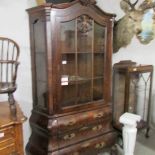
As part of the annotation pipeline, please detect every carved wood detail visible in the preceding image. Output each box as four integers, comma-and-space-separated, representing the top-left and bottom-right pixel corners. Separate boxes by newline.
79, 0, 96, 6
77, 15, 92, 34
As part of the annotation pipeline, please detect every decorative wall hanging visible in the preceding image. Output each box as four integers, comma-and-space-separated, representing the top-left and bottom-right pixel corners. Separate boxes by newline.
36, 0, 96, 5
36, 0, 74, 5
113, 0, 155, 53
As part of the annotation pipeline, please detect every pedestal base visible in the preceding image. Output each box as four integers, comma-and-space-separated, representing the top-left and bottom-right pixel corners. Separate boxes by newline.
119, 113, 141, 155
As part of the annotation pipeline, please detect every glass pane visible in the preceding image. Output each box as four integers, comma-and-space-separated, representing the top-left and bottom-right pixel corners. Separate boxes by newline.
33, 19, 47, 108
93, 78, 103, 101
77, 53, 92, 79
60, 20, 76, 107
61, 85, 76, 107
36, 53, 47, 107
60, 20, 75, 53
34, 20, 46, 53
36, 53, 47, 81
36, 81, 47, 107
77, 80, 92, 104
61, 54, 76, 82
136, 72, 151, 121
94, 22, 105, 53
129, 74, 139, 113
77, 15, 93, 53
113, 72, 126, 128
94, 53, 104, 77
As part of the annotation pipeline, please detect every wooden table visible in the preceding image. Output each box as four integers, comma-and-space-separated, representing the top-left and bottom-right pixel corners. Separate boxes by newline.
0, 102, 26, 155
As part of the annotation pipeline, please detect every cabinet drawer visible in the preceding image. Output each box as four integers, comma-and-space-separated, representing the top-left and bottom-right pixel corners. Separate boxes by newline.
49, 117, 113, 151
59, 118, 112, 149
50, 107, 112, 134
0, 127, 14, 143
0, 143, 16, 155
51, 132, 117, 155
0, 126, 15, 152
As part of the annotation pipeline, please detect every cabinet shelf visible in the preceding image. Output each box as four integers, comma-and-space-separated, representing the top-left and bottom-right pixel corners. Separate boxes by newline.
61, 75, 103, 84
62, 52, 105, 54
61, 98, 104, 110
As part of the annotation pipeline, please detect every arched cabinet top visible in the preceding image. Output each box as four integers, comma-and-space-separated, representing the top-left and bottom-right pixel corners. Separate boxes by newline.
27, 0, 116, 20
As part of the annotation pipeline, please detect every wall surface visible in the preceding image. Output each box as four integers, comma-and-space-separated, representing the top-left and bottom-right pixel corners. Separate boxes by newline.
0, 0, 37, 151
97, 0, 155, 127
0, 0, 155, 154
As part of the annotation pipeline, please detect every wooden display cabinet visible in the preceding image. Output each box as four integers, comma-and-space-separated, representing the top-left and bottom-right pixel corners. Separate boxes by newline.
26, 0, 117, 154
0, 102, 26, 155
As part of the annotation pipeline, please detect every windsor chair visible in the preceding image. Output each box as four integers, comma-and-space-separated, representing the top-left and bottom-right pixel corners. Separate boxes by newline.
0, 37, 20, 119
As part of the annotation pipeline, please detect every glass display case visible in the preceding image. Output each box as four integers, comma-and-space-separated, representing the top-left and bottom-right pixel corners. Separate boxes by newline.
26, 1, 117, 155
112, 60, 153, 137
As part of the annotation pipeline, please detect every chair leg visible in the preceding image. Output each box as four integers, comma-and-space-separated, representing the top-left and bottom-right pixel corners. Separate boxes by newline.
8, 93, 17, 120
110, 145, 118, 155
145, 126, 150, 138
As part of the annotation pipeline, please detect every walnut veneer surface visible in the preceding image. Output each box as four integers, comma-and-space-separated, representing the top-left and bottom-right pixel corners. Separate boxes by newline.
26, 0, 117, 154
0, 102, 26, 155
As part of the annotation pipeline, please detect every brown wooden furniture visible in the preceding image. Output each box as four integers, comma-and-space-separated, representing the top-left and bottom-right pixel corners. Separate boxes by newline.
26, 0, 117, 154
0, 37, 20, 119
112, 60, 153, 137
36, 0, 74, 5
0, 102, 26, 155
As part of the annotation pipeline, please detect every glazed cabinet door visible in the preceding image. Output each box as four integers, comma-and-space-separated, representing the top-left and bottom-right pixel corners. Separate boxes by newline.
55, 13, 108, 112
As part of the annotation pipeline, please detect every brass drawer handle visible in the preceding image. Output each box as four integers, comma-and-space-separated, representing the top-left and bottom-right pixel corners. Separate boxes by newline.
0, 132, 4, 138
133, 68, 137, 71
63, 133, 75, 140
72, 152, 79, 155
82, 142, 90, 148
79, 126, 89, 131
94, 113, 104, 119
95, 142, 105, 149
82, 114, 88, 119
65, 120, 76, 126
11, 130, 14, 135
92, 125, 102, 131
10, 152, 18, 155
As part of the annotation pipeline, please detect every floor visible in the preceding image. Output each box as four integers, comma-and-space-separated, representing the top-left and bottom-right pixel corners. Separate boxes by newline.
116, 129, 155, 155
135, 129, 155, 155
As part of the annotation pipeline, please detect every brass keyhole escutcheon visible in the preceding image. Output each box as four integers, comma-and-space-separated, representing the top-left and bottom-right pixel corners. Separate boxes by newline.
63, 133, 75, 140
95, 142, 105, 149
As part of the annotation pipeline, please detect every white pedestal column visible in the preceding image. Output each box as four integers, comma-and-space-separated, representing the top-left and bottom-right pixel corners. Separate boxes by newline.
119, 113, 141, 155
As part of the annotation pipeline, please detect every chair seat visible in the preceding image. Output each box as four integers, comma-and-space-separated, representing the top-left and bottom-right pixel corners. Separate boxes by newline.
0, 82, 16, 93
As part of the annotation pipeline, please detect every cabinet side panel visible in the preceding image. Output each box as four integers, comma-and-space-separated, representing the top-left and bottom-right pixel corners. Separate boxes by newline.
30, 14, 48, 110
